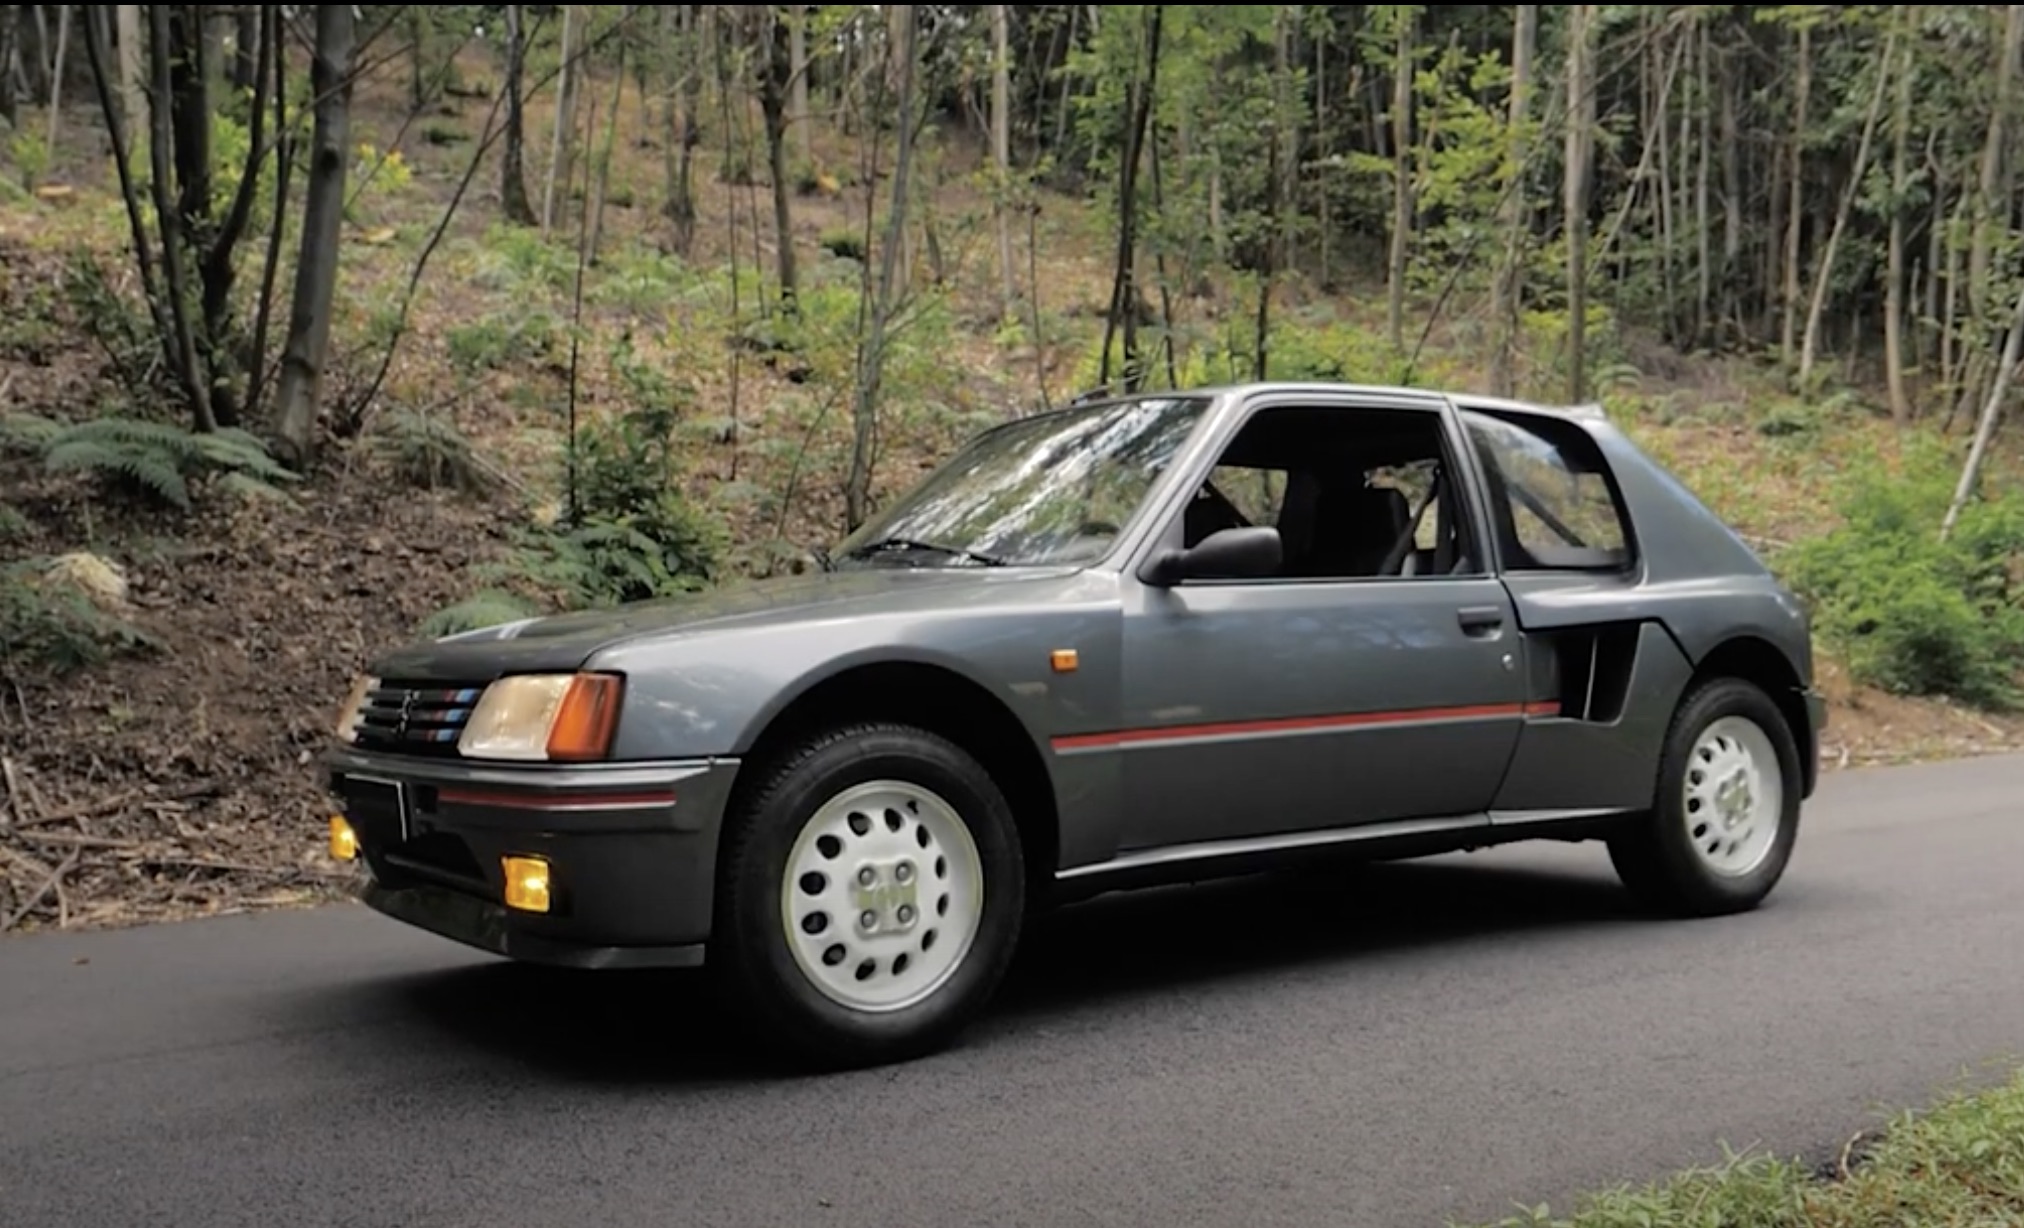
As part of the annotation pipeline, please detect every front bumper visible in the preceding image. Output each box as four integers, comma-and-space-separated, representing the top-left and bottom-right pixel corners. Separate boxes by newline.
325, 746, 740, 967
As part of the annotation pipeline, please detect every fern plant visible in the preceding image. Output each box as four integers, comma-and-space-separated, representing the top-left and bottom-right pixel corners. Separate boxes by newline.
0, 411, 62, 456
418, 590, 536, 638
35, 417, 299, 510
372, 408, 494, 493
0, 558, 160, 677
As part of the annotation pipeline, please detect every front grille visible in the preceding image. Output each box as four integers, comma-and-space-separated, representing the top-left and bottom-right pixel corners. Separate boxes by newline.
352, 680, 485, 757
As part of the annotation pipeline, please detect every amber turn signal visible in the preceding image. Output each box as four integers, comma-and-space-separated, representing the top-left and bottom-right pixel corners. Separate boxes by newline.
545, 673, 624, 761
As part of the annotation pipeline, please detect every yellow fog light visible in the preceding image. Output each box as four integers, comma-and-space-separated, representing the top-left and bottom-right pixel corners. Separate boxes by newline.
329, 816, 359, 861
501, 855, 552, 914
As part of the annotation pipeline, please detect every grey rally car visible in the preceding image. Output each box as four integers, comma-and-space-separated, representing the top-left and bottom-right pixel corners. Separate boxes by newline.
324, 381, 1824, 1067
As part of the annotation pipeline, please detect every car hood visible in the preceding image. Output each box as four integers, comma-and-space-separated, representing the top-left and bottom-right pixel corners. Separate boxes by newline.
365, 565, 1087, 682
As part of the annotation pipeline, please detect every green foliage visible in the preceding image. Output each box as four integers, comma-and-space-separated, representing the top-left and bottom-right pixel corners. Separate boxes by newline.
494, 405, 727, 609
60, 251, 157, 398
0, 270, 63, 362
7, 127, 49, 189
370, 408, 494, 493
819, 226, 867, 261
30, 417, 299, 511
1466, 1067, 2024, 1227
417, 590, 536, 638
0, 558, 159, 678
1778, 445, 2024, 707
0, 411, 63, 456
444, 308, 562, 374
465, 223, 578, 296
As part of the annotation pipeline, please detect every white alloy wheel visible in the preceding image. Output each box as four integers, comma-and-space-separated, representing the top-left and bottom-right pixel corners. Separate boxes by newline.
780, 778, 985, 1012
1680, 714, 1784, 877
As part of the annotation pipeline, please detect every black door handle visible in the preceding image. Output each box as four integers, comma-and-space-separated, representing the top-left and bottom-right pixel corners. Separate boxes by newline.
1456, 605, 1505, 632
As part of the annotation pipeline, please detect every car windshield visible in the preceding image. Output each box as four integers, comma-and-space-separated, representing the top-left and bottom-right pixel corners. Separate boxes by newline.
834, 395, 1213, 569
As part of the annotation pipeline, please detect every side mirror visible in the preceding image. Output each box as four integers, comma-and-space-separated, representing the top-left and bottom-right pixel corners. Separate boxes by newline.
1144, 525, 1283, 587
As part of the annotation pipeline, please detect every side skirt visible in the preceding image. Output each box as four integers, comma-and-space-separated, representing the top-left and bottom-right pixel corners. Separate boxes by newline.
1045, 807, 1637, 906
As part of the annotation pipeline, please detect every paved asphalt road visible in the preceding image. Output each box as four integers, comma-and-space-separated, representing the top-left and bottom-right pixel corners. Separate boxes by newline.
4, 754, 2024, 1228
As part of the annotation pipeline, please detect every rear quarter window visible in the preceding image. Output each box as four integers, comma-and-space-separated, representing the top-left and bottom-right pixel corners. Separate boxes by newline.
1461, 410, 1634, 572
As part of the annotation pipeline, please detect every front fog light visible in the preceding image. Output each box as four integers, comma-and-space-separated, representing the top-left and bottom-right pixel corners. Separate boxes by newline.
329, 816, 359, 861
502, 855, 552, 913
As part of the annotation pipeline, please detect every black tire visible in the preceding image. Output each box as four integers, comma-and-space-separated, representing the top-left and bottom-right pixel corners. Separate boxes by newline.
710, 721, 1026, 1069
1608, 676, 1803, 918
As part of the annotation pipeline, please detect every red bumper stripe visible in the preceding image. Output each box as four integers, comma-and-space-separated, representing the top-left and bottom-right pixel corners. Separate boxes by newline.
1053, 698, 1560, 753
435, 787, 679, 810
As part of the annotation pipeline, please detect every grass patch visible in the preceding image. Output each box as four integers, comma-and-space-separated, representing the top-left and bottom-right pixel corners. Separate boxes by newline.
1466, 1066, 2024, 1227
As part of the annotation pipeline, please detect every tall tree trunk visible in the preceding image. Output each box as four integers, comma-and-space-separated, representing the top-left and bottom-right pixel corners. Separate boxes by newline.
1968, 5, 2022, 326
146, 4, 214, 431
1096, 2, 1162, 392
1254, 3, 1290, 382
1799, 21, 1894, 390
42, 1, 70, 169
1653, 14, 1678, 344
990, 3, 1017, 323
500, 4, 536, 224
1779, 24, 1810, 371
0, 4, 15, 128
1958, 3, 2024, 420
668, 3, 702, 252
233, 4, 257, 92
1490, 3, 1536, 397
1564, 3, 1594, 403
114, 4, 141, 138
788, 2, 810, 165
1693, 16, 1712, 347
81, 2, 176, 398
846, 3, 919, 531
541, 3, 577, 237
757, 5, 799, 311
1884, 4, 1915, 422
1386, 6, 1415, 351
273, 2, 356, 464
586, 40, 624, 266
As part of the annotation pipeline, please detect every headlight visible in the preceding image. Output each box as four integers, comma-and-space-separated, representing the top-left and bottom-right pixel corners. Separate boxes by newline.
458, 672, 625, 762
334, 674, 378, 741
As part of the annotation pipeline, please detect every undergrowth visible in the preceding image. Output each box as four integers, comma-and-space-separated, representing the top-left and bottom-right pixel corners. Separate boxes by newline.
1465, 1066, 2024, 1227
1776, 435, 2024, 709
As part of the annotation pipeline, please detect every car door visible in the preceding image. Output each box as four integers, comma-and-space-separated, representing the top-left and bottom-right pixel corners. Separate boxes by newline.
1107, 394, 1532, 853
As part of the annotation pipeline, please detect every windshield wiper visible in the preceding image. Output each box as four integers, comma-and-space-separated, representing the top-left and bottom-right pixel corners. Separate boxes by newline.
845, 537, 1007, 567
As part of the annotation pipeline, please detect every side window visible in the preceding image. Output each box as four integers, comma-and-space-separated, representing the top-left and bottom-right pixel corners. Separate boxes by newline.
1176, 406, 1482, 580
1206, 464, 1286, 527
1462, 411, 1632, 571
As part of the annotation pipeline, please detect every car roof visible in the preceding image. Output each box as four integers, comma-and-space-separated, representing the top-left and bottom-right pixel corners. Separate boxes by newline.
1065, 381, 1608, 424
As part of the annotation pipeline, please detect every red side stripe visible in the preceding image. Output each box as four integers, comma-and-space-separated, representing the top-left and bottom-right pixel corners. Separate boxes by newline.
1052, 698, 1560, 753
436, 787, 678, 810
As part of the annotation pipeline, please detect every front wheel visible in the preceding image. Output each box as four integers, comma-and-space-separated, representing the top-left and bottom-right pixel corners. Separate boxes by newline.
711, 722, 1026, 1068
1608, 677, 1803, 917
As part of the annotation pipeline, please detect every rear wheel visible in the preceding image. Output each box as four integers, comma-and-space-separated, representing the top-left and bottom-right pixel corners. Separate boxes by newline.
1609, 677, 1802, 917
711, 722, 1025, 1068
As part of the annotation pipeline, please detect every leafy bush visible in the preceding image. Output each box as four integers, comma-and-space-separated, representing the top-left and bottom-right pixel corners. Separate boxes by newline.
18, 415, 299, 510
495, 406, 726, 608
1778, 452, 2024, 708
417, 590, 536, 638
371, 408, 494, 493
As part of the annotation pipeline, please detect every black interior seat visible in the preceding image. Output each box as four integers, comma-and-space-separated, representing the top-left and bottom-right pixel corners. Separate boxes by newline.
1288, 481, 1408, 577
